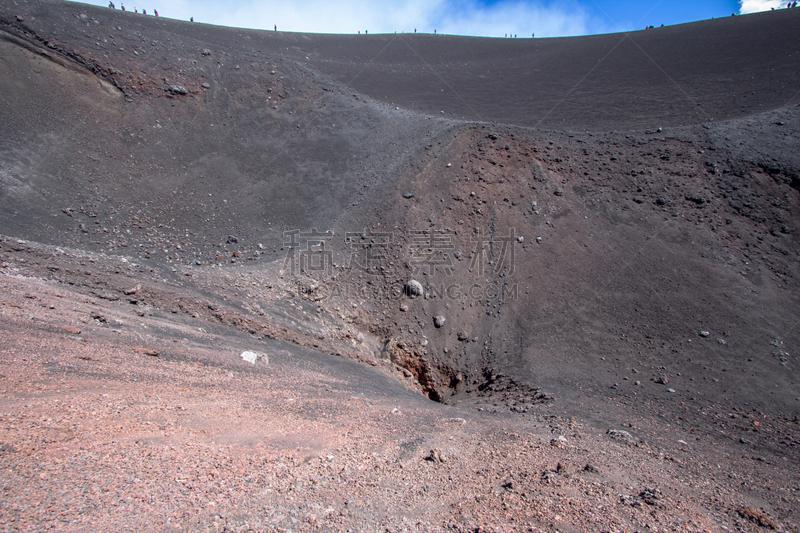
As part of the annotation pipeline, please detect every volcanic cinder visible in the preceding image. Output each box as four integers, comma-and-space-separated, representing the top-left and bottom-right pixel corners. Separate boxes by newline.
0, 1, 798, 531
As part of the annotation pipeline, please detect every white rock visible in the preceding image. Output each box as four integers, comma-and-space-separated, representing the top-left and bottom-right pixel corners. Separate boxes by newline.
241, 350, 268, 365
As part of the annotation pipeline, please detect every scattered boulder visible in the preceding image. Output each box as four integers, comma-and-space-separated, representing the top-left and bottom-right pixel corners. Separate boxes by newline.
240, 350, 268, 365
606, 428, 635, 444
133, 347, 159, 357
402, 191, 415, 199
699, 330, 710, 337
167, 85, 188, 95
433, 315, 446, 328
404, 280, 423, 298
123, 285, 140, 295
424, 448, 447, 463
685, 194, 706, 205
554, 188, 564, 196
737, 507, 778, 529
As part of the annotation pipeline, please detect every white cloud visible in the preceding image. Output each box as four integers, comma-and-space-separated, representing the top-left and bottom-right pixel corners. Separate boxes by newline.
427, 0, 596, 38
77, 0, 599, 37
739, 0, 787, 14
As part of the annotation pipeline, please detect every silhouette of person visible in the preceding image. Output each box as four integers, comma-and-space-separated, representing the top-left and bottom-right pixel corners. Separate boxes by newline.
154, 9, 158, 16
143, 8, 146, 14
134, 7, 137, 13
434, 29, 436, 34
108, 1, 115, 8
121, 3, 125, 11
274, 24, 277, 31
365, 30, 367, 34
414, 28, 416, 33
190, 16, 194, 22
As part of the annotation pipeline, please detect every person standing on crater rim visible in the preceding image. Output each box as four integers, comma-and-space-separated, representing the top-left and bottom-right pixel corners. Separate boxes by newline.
154, 9, 158, 16
121, 3, 125, 11
108, 1, 115, 8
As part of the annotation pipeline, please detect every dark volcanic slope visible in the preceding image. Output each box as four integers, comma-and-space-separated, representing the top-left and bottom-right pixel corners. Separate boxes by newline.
5, 1, 800, 132
299, 10, 800, 131
1, 0, 799, 412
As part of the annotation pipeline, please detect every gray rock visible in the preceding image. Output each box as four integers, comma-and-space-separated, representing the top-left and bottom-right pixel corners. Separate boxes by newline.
201, 82, 210, 89
402, 191, 415, 199
554, 188, 563, 196
606, 429, 635, 444
167, 85, 188, 95
433, 315, 446, 328
404, 280, 423, 298
699, 330, 710, 337
201, 48, 212, 55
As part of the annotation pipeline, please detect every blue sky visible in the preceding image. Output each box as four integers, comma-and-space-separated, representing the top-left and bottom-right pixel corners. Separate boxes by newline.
72, 0, 791, 37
